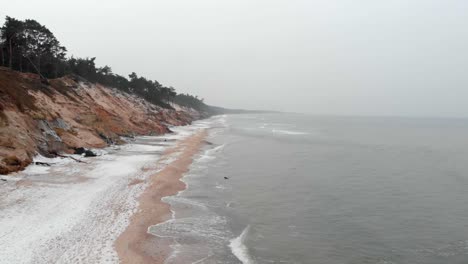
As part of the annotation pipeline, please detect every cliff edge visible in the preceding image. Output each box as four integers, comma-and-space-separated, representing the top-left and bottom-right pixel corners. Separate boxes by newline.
0, 67, 209, 174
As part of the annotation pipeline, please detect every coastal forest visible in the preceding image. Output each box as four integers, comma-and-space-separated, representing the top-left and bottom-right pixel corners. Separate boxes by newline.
0, 16, 208, 111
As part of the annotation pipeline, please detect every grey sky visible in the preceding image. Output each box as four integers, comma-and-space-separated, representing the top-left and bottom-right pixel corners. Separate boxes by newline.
2, 0, 468, 117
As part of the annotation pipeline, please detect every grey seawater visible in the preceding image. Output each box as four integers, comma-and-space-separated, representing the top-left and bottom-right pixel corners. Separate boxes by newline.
150, 113, 468, 264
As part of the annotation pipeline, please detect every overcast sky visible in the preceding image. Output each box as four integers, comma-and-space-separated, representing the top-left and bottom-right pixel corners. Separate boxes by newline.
2, 1, 468, 117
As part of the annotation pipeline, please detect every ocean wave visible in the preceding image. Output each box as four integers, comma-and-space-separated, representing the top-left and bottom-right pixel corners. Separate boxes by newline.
196, 154, 216, 163
195, 144, 225, 163
149, 215, 228, 242
271, 129, 308, 135
191, 254, 214, 264
163, 195, 210, 211
215, 183, 226, 190
259, 123, 269, 129
150, 116, 231, 263
205, 144, 225, 155
229, 225, 256, 264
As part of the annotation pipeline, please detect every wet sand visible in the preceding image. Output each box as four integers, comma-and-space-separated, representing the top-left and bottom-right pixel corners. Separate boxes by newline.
115, 129, 208, 264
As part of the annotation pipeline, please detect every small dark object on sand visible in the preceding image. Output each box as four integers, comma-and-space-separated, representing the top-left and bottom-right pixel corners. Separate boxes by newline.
224, 176, 229, 180
74, 147, 96, 157
74, 147, 86, 155
84, 150, 97, 157
1, 179, 6, 181
35, 162, 51, 166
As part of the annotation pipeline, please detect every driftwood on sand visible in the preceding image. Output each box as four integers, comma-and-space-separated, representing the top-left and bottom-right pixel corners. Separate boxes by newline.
53, 153, 88, 164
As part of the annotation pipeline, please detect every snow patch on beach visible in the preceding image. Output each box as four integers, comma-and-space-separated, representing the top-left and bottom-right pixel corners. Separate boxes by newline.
0, 153, 156, 263
122, 143, 166, 152
0, 118, 212, 264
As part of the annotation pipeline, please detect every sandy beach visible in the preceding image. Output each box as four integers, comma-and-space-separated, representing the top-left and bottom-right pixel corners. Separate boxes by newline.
0, 121, 210, 264
115, 129, 208, 264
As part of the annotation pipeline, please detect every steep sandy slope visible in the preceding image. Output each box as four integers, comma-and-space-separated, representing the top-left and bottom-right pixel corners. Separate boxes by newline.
0, 67, 206, 174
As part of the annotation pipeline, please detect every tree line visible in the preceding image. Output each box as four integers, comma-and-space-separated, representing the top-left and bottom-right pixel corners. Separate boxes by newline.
0, 16, 208, 111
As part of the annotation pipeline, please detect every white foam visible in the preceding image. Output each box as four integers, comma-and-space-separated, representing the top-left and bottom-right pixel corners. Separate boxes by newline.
196, 154, 215, 163
191, 254, 214, 264
165, 242, 182, 264
194, 144, 225, 163
205, 144, 225, 155
163, 196, 210, 211
124, 144, 166, 152
147, 116, 233, 263
272, 129, 308, 135
229, 225, 256, 264
215, 183, 226, 190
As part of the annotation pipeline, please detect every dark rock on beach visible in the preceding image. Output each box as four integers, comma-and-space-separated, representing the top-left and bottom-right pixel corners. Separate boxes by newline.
34, 162, 51, 166
74, 147, 97, 157
84, 150, 97, 157
74, 147, 86, 155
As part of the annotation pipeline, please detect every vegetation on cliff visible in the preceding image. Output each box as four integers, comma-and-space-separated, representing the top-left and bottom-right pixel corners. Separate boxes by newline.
0, 16, 209, 111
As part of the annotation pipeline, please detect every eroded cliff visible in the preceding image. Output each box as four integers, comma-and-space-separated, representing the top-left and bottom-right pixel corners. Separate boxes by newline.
0, 67, 208, 174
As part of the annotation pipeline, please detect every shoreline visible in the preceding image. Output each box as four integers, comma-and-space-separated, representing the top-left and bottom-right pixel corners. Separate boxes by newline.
115, 129, 208, 264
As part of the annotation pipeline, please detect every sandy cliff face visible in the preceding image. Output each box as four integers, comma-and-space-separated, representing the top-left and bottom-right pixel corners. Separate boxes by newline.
0, 67, 206, 174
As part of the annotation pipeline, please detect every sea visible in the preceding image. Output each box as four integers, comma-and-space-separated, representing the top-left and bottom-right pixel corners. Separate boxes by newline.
150, 113, 468, 264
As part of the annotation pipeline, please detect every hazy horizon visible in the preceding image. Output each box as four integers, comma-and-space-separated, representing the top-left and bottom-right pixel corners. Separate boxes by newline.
3, 0, 468, 117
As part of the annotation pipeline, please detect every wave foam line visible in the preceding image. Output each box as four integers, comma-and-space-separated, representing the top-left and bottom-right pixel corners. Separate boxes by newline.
229, 225, 256, 264
272, 129, 308, 135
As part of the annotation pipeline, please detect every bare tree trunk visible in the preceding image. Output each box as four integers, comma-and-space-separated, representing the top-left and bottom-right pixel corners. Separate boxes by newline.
19, 52, 22, 72
0, 45, 4, 66
37, 56, 40, 75
8, 38, 12, 68
26, 56, 41, 76
26, 56, 48, 84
